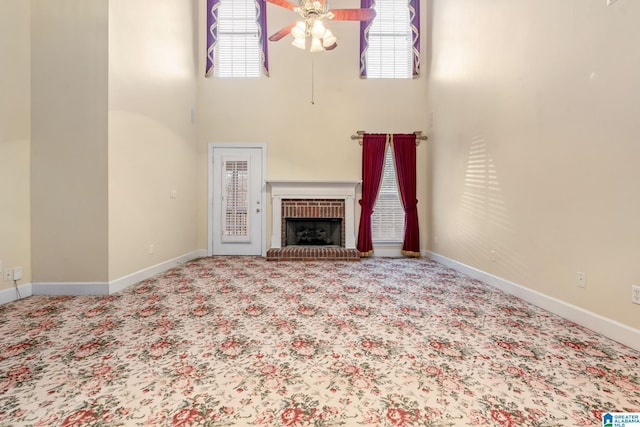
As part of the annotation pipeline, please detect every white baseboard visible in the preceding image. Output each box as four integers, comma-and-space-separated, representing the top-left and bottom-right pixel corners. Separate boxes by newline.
372, 243, 403, 258
29, 250, 208, 298
31, 281, 110, 295
427, 251, 640, 352
108, 249, 207, 294
0, 283, 33, 305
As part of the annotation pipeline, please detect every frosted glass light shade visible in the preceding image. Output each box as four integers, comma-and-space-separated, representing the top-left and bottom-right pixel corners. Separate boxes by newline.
291, 21, 306, 39
310, 37, 323, 52
322, 29, 336, 47
311, 20, 326, 38
292, 36, 306, 50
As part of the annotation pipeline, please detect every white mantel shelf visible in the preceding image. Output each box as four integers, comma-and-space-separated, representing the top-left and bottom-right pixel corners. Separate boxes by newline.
267, 180, 361, 196
267, 180, 361, 249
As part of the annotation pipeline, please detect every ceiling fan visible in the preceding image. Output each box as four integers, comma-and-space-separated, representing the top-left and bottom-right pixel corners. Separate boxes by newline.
267, 0, 376, 52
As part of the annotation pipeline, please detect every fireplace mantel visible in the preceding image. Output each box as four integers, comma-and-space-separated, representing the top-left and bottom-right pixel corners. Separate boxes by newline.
267, 180, 361, 250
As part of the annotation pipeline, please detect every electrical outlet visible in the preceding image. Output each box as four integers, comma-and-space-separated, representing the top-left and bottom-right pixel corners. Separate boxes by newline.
576, 272, 586, 288
149, 244, 154, 254
13, 266, 23, 281
490, 250, 496, 262
4, 268, 13, 281
632, 285, 640, 305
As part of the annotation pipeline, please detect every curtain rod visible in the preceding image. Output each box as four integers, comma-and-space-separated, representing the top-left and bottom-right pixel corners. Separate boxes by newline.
350, 131, 427, 145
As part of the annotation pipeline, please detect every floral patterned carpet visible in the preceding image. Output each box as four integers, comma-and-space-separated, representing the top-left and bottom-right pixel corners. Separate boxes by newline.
0, 256, 639, 426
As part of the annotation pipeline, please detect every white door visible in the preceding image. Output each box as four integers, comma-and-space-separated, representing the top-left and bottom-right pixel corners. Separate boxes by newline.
211, 146, 264, 255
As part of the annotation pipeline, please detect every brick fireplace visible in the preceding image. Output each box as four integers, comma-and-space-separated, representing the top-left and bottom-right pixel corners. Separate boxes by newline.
266, 181, 361, 261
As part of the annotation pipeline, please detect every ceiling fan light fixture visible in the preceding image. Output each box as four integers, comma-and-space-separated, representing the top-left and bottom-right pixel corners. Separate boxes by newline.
267, 0, 376, 52
310, 37, 324, 52
292, 36, 307, 50
291, 21, 306, 39
311, 19, 326, 38
322, 29, 336, 47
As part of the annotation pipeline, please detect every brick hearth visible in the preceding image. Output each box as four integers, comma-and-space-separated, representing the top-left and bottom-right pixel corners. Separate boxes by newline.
266, 246, 360, 261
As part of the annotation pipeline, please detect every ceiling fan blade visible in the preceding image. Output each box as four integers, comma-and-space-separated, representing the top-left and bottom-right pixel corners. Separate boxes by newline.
330, 8, 376, 21
266, 0, 297, 11
269, 22, 296, 41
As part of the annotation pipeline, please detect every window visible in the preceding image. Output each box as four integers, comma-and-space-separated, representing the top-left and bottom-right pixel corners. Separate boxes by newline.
215, 0, 261, 77
365, 0, 412, 79
371, 147, 405, 241
223, 160, 248, 239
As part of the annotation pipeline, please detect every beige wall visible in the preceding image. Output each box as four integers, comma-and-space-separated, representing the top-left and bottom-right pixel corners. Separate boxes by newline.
197, 0, 430, 251
31, 0, 109, 283
0, 0, 31, 291
108, 0, 199, 280
428, 0, 640, 329
2, 0, 637, 339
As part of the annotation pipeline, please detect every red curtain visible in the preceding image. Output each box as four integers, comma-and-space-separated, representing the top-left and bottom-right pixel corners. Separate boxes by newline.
357, 134, 388, 257
392, 134, 420, 257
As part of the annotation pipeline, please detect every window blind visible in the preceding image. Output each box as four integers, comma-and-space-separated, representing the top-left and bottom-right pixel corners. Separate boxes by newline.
366, 0, 412, 79
372, 148, 405, 241
215, 0, 261, 78
223, 160, 249, 238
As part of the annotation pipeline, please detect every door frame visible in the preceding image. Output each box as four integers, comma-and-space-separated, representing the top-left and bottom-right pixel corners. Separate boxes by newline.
208, 143, 267, 257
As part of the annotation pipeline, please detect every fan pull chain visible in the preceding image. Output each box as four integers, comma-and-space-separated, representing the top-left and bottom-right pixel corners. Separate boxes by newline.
311, 57, 315, 105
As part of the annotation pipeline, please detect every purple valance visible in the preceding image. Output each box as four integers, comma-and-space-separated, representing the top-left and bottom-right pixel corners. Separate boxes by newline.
358, 0, 375, 78
206, 0, 220, 77
409, 0, 420, 77
255, 0, 269, 76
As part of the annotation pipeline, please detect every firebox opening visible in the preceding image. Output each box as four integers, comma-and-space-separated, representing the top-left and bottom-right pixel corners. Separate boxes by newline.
285, 218, 342, 247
